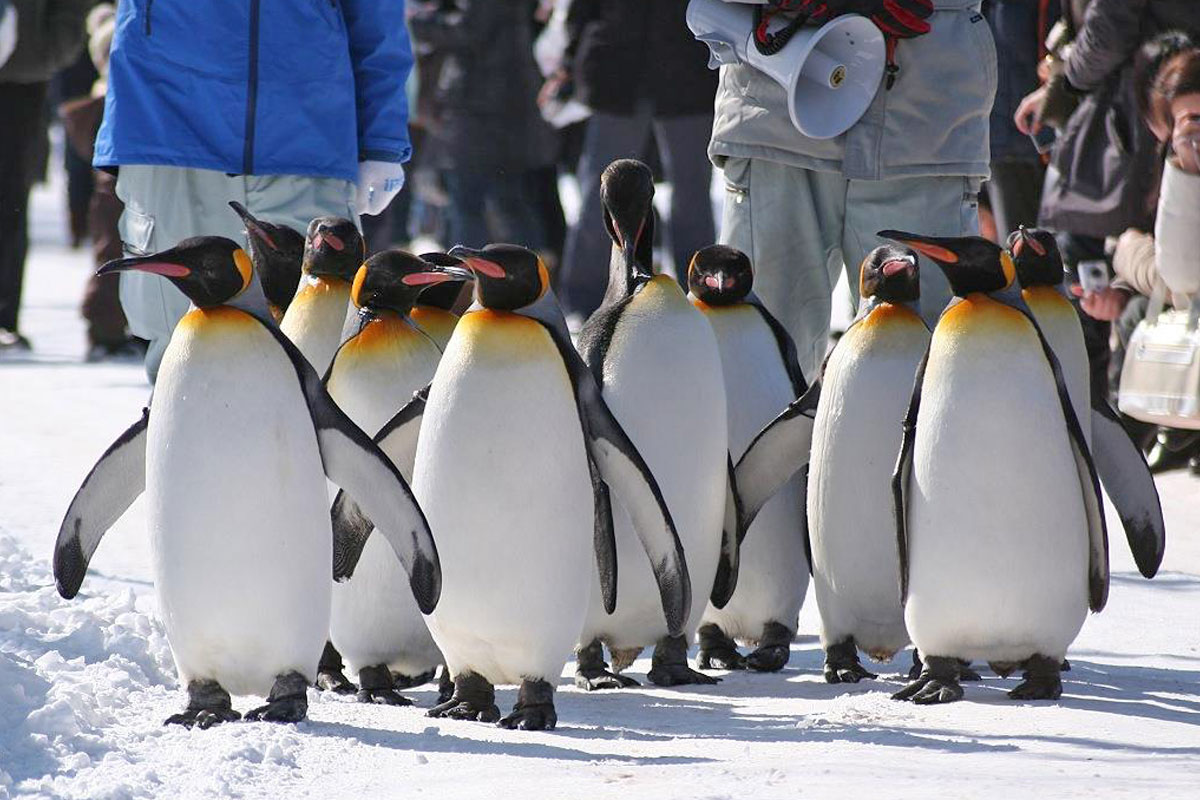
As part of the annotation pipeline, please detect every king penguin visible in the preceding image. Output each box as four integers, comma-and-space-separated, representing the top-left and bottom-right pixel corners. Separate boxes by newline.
55, 237, 441, 727
1009, 226, 1165, 579
882, 230, 1108, 704
368, 243, 687, 730
410, 251, 470, 349
325, 251, 461, 705
575, 159, 740, 690
280, 216, 365, 375
228, 202, 304, 322
737, 245, 931, 682
686, 245, 810, 674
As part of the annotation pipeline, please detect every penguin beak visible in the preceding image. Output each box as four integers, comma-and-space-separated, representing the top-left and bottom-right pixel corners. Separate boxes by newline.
447, 246, 505, 279
877, 230, 960, 266
607, 209, 653, 285
1011, 227, 1045, 259
881, 259, 913, 278
312, 231, 345, 252
228, 201, 277, 251
96, 254, 191, 278
401, 267, 475, 287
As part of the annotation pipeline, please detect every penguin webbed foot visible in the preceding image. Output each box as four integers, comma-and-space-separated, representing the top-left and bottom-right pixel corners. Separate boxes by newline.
824, 638, 877, 684
392, 667, 438, 690
892, 656, 964, 704
356, 664, 413, 706
697, 624, 748, 671
958, 659, 983, 682
647, 635, 721, 687
357, 688, 413, 706
436, 665, 455, 704
164, 679, 240, 729
427, 672, 501, 722
745, 622, 793, 673
498, 679, 557, 731
1008, 654, 1063, 701
245, 672, 309, 723
575, 639, 641, 690
315, 642, 356, 695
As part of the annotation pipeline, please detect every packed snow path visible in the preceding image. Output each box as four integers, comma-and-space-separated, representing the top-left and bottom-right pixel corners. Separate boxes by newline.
1, 178, 1197, 799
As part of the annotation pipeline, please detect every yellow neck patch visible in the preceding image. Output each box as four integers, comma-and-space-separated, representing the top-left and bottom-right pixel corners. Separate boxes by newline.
233, 248, 253, 294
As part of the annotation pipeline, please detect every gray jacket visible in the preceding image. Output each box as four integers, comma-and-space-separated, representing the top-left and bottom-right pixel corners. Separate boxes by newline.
709, 0, 996, 180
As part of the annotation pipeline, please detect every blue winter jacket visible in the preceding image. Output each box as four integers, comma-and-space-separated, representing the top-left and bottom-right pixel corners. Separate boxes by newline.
94, 0, 413, 182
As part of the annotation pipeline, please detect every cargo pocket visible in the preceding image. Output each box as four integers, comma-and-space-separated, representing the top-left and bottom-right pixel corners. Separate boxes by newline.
720, 157, 753, 258
962, 177, 982, 236
119, 207, 155, 256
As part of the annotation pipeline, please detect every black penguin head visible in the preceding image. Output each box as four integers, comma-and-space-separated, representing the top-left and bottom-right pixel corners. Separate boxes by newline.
1006, 226, 1064, 288
229, 202, 304, 315
448, 244, 549, 311
687, 245, 753, 306
350, 250, 473, 316
303, 217, 364, 282
416, 251, 471, 311
878, 230, 1015, 297
601, 159, 656, 292
858, 245, 920, 304
97, 237, 251, 308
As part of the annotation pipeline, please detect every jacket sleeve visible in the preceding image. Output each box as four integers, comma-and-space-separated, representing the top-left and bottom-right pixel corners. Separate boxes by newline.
409, 0, 503, 51
340, 0, 414, 164
1154, 158, 1200, 297
1112, 228, 1159, 298
563, 0, 598, 68
1063, 0, 1147, 93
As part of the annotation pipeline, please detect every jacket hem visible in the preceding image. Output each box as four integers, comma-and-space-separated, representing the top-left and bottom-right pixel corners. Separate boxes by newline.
708, 141, 990, 181
93, 152, 358, 184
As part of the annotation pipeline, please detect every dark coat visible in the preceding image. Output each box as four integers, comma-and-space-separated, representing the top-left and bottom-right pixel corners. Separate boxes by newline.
410, 0, 555, 172
984, 0, 1060, 161
0, 0, 91, 84
565, 0, 716, 118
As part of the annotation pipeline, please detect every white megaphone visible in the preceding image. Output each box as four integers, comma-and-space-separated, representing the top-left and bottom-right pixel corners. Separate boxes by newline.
686, 0, 885, 139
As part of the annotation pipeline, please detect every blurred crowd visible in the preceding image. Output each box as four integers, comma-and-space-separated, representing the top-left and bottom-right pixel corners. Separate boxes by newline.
1, 0, 1198, 471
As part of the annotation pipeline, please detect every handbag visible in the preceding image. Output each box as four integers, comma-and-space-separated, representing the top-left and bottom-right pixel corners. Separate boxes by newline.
1118, 281, 1200, 430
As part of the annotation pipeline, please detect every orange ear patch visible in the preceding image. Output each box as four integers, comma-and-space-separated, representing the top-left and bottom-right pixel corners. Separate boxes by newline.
233, 249, 253, 293
537, 257, 551, 299
350, 264, 369, 307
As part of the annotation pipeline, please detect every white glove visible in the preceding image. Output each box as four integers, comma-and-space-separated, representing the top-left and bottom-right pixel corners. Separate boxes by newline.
355, 161, 406, 216
0, 3, 18, 70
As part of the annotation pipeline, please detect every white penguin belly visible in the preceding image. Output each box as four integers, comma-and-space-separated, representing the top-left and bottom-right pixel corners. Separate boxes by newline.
699, 306, 808, 641
416, 312, 594, 685
1026, 288, 1091, 444
809, 307, 929, 659
905, 301, 1089, 663
584, 278, 728, 649
280, 277, 353, 375
326, 319, 443, 676
149, 308, 332, 697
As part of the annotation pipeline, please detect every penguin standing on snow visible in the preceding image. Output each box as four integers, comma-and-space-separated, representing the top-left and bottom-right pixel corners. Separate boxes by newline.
325, 251, 461, 705
55, 237, 440, 728
280, 216, 365, 375
1009, 226, 1165, 579
686, 245, 810, 673
409, 251, 470, 349
575, 159, 741, 689
736, 245, 930, 683
228, 202, 305, 322
358, 243, 687, 729
882, 230, 1108, 704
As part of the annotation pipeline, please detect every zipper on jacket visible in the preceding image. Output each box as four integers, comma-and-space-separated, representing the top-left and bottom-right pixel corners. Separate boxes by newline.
144, 0, 154, 35
242, 0, 261, 174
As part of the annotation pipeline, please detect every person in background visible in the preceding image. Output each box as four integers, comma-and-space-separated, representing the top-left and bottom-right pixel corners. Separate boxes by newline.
982, 0, 1058, 239
409, 0, 554, 255
553, 0, 717, 322
710, 0, 992, 378
95, 1, 413, 381
0, 0, 92, 353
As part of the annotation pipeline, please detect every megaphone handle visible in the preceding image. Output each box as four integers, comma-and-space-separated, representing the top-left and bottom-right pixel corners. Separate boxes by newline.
752, 5, 809, 56
884, 36, 900, 90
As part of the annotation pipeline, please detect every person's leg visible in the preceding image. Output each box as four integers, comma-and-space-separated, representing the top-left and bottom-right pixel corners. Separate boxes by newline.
82, 170, 130, 351
986, 158, 1046, 241
843, 175, 981, 328
116, 167, 247, 380
0, 80, 49, 341
652, 113, 716, 281
559, 110, 654, 318
443, 169, 494, 250
487, 168, 547, 253
246, 173, 358, 239
718, 157, 845, 379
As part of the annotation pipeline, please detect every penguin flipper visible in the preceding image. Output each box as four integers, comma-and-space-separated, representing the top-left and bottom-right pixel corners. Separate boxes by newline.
587, 453, 618, 614
893, 352, 928, 606
710, 454, 745, 610
54, 408, 149, 599
330, 386, 429, 581
531, 312, 691, 637
735, 378, 821, 528
260, 322, 441, 614
1089, 400, 1165, 578
748, 297, 808, 396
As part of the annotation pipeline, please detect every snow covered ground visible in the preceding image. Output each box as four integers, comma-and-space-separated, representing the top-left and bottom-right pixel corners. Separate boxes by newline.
1, 170, 1198, 799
